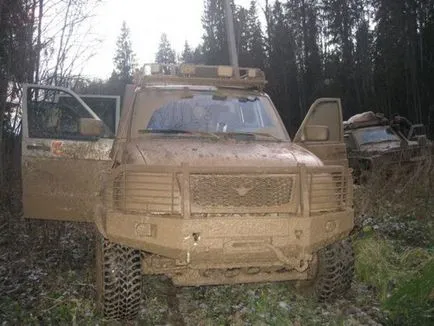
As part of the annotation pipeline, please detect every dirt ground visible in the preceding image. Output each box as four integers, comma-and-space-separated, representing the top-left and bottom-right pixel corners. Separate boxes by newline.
0, 170, 433, 325
0, 215, 386, 326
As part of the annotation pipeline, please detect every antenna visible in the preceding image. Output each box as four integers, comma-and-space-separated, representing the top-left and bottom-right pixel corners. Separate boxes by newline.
223, 0, 240, 78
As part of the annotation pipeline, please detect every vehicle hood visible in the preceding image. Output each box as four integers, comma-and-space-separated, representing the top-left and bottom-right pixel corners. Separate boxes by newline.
358, 141, 429, 163
126, 136, 323, 167
359, 141, 402, 155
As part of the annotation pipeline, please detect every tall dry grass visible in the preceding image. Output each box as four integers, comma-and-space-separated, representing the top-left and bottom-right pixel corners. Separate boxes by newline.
354, 152, 434, 220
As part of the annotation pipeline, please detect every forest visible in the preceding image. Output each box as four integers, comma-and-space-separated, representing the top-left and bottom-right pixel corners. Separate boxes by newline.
0, 0, 433, 325
193, 0, 434, 137
2, 1, 434, 139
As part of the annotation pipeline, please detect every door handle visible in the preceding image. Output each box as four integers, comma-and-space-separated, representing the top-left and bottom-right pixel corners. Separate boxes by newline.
27, 143, 51, 152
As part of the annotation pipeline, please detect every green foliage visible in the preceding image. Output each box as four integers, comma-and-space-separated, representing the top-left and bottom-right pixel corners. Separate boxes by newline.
183, 282, 374, 325
113, 21, 136, 83
201, 0, 231, 65
266, 1, 300, 134
0, 289, 98, 325
383, 259, 434, 325
354, 233, 433, 323
246, 0, 266, 68
197, 0, 434, 136
181, 41, 194, 63
354, 236, 405, 301
235, 1, 265, 68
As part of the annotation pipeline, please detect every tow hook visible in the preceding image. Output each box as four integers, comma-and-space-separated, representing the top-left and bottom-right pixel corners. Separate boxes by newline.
265, 244, 312, 272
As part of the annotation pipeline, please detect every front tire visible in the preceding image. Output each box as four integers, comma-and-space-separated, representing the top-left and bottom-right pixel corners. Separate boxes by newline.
96, 236, 142, 320
297, 239, 355, 301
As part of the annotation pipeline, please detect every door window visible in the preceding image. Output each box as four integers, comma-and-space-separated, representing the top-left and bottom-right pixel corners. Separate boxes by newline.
27, 87, 113, 140
61, 95, 119, 134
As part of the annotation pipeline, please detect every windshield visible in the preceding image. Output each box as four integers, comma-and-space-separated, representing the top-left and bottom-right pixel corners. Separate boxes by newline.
353, 127, 401, 145
130, 89, 289, 141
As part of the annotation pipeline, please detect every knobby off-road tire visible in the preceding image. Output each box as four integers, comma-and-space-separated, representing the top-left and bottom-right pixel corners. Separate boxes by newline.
339, 238, 355, 294
297, 239, 355, 301
96, 236, 142, 321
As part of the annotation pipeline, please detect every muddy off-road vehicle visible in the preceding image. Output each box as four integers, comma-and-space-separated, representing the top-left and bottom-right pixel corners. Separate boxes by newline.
22, 64, 354, 320
343, 111, 431, 182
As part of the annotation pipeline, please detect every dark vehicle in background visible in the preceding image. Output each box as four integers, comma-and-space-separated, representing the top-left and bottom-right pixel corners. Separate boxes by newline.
344, 112, 431, 182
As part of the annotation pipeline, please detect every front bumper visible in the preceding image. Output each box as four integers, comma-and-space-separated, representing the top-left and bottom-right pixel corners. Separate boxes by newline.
96, 208, 354, 271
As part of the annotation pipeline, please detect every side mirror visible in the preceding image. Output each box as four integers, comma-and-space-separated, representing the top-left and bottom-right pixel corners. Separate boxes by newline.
407, 124, 426, 140
79, 118, 103, 137
304, 125, 329, 141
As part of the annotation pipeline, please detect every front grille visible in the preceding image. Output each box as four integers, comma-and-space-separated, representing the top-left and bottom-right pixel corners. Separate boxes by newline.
381, 147, 424, 164
190, 174, 294, 213
111, 166, 350, 217
114, 172, 181, 214
309, 171, 348, 213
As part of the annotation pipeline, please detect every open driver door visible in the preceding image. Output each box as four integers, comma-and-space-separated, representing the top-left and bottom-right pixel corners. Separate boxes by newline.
21, 85, 118, 222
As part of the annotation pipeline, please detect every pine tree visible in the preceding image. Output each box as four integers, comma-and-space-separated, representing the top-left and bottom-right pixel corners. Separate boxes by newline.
181, 41, 194, 63
322, 0, 364, 113
304, 3, 322, 106
202, 0, 231, 65
354, 19, 374, 111
234, 1, 265, 68
192, 45, 205, 64
113, 21, 136, 83
235, 6, 250, 66
374, 0, 422, 120
267, 1, 300, 134
285, 0, 322, 110
155, 33, 176, 64
322, 0, 362, 67
246, 0, 265, 68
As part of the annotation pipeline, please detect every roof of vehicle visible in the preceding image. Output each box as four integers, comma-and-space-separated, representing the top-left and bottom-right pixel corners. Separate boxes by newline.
344, 111, 389, 131
134, 63, 267, 91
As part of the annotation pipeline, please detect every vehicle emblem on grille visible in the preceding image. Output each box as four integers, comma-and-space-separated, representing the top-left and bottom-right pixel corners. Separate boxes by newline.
233, 185, 253, 196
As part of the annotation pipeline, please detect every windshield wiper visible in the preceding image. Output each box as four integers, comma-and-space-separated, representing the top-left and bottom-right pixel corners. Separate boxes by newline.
138, 129, 220, 139
138, 129, 192, 134
361, 139, 400, 145
216, 131, 282, 141
253, 132, 283, 141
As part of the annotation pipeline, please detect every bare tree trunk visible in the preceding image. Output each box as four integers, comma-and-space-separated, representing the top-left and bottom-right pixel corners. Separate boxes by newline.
0, 0, 4, 25
299, 0, 308, 118
0, 0, 5, 193
35, 0, 43, 83
53, 0, 73, 85
0, 79, 6, 202
263, 0, 272, 58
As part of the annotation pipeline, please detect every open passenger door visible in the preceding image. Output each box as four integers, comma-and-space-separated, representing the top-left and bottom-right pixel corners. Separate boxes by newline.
21, 85, 119, 222
294, 98, 348, 167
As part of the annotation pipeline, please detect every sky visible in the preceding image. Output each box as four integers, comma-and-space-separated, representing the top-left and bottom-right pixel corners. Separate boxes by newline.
82, 0, 268, 79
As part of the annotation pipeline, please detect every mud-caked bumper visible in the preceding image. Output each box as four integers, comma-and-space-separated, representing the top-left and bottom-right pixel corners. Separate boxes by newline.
96, 208, 354, 272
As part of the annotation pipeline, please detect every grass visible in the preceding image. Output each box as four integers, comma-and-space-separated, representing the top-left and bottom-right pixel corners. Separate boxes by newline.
353, 232, 434, 325
0, 220, 100, 325
383, 259, 434, 325
177, 282, 362, 326
0, 156, 433, 325
0, 277, 99, 325
352, 157, 434, 325
354, 235, 433, 299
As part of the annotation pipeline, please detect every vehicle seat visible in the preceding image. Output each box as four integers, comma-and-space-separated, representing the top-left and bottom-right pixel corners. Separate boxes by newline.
215, 111, 241, 132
